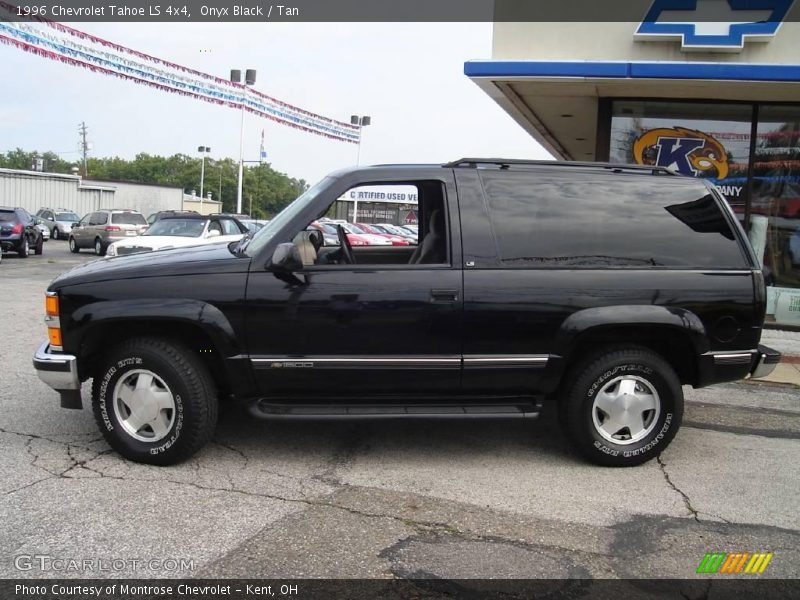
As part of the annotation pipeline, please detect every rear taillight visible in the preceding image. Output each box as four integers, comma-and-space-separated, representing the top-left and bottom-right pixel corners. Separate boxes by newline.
11, 223, 23, 234
105, 226, 121, 232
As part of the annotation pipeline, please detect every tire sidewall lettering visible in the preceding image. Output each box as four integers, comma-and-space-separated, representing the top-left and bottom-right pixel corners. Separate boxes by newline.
96, 355, 182, 448
585, 362, 672, 460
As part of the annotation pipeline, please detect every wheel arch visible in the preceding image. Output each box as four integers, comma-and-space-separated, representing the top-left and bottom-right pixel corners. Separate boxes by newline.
70, 299, 253, 398
552, 305, 708, 387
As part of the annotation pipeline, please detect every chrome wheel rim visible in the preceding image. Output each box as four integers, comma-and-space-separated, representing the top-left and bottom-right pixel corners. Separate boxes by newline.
69, 238, 75, 251
95, 240, 102, 255
591, 375, 660, 445
112, 369, 176, 442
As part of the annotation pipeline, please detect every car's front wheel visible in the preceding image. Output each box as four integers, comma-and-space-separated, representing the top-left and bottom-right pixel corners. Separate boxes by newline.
34, 235, 43, 255
52, 228, 59, 240
92, 337, 218, 465
69, 237, 79, 253
559, 346, 683, 467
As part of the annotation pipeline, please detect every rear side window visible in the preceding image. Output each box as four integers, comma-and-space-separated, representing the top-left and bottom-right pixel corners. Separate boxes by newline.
222, 219, 242, 235
479, 172, 747, 269
0, 210, 15, 222
112, 212, 147, 225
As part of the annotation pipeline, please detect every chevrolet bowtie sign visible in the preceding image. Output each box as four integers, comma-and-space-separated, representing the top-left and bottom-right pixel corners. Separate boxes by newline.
635, 0, 795, 52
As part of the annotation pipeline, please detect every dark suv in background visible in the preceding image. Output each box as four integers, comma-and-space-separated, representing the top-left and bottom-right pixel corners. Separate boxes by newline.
0, 206, 44, 258
33, 159, 779, 467
68, 209, 148, 256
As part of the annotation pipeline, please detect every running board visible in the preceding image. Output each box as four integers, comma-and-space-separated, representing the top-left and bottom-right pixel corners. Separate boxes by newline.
247, 400, 542, 420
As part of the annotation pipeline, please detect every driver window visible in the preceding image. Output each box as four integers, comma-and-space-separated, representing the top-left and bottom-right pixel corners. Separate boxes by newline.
296, 181, 447, 268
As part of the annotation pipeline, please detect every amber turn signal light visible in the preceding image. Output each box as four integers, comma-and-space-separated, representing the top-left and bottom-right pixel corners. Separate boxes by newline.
45, 294, 59, 317
47, 327, 62, 347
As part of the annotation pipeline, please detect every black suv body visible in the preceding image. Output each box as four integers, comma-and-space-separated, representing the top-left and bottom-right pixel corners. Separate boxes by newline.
33, 160, 780, 466
1, 206, 44, 257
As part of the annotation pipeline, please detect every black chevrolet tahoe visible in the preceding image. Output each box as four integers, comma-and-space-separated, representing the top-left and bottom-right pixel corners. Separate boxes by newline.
33, 159, 780, 467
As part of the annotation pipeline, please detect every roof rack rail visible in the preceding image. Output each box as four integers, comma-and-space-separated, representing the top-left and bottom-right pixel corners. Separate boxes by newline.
444, 158, 678, 176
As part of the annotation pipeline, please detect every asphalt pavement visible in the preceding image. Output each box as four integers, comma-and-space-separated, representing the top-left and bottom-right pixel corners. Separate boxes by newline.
1, 241, 798, 581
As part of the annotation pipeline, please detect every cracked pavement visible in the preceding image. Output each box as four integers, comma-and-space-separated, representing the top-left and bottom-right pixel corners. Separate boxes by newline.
1, 245, 799, 579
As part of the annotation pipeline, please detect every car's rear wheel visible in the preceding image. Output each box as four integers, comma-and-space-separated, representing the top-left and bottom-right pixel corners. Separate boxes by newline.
17, 236, 29, 258
559, 346, 683, 467
92, 337, 218, 465
94, 238, 105, 256
69, 237, 79, 253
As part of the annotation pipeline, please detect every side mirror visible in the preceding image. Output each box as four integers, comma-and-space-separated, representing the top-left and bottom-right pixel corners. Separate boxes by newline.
71, 223, 78, 229
269, 242, 303, 273
207, 229, 221, 238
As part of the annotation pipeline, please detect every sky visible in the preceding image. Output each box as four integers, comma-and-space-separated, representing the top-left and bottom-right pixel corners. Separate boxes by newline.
0, 22, 550, 186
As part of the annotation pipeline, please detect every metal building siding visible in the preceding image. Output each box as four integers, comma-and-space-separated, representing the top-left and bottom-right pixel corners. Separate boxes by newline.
0, 169, 182, 219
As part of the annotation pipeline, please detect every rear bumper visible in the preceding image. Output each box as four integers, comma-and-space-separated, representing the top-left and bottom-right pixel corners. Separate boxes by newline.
32, 341, 82, 409
697, 344, 782, 386
750, 344, 781, 379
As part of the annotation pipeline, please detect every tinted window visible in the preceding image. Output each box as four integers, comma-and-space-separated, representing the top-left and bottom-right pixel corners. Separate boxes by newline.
145, 219, 206, 237
112, 212, 146, 225
479, 172, 746, 269
90, 212, 108, 225
0, 210, 15, 222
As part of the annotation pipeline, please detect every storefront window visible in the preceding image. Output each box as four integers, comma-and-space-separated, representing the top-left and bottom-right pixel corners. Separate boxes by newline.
610, 101, 753, 218
752, 106, 800, 325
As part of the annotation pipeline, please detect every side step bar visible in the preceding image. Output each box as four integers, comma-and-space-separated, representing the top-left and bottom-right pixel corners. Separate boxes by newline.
247, 400, 542, 420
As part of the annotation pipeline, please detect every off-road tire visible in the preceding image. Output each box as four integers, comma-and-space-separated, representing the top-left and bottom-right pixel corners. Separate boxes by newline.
91, 337, 218, 465
559, 345, 683, 467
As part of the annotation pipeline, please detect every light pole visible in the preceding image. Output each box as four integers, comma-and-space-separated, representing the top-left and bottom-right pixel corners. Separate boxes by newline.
350, 115, 371, 222
231, 69, 257, 215
197, 146, 211, 209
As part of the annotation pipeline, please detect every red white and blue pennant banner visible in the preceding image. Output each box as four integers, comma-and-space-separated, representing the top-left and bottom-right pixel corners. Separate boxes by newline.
0, 3, 360, 144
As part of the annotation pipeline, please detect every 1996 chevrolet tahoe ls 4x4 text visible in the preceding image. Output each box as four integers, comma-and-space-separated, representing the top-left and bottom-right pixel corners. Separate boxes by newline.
33, 159, 780, 467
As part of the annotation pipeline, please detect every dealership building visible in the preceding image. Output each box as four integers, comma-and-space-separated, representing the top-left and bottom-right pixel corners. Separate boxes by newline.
466, 7, 800, 326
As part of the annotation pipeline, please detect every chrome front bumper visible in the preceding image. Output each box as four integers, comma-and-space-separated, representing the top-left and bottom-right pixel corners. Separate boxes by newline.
750, 344, 781, 379
33, 341, 82, 408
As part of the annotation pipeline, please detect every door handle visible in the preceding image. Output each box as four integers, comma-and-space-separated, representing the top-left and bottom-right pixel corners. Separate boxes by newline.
430, 289, 459, 303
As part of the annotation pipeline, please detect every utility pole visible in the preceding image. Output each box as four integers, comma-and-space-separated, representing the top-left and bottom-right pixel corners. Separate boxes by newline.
78, 122, 89, 176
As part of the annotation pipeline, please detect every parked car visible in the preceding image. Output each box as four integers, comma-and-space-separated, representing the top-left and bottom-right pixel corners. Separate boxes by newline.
69, 209, 149, 256
33, 158, 779, 467
147, 210, 199, 225
354, 223, 410, 246
35, 208, 80, 240
240, 219, 269, 234
337, 222, 392, 246
106, 214, 247, 256
0, 206, 44, 257
35, 223, 50, 242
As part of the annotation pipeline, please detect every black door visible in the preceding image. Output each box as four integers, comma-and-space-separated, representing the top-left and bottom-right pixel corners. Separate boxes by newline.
244, 171, 463, 399
245, 266, 462, 398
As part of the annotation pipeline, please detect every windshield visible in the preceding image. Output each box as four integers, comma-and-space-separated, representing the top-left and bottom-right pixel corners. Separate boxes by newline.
56, 212, 79, 222
341, 223, 366, 235
144, 218, 206, 237
315, 222, 338, 234
244, 177, 333, 256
